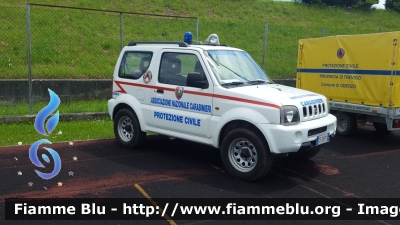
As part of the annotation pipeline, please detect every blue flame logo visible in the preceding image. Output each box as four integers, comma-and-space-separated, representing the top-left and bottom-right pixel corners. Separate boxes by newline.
34, 89, 60, 136
29, 88, 62, 180
29, 139, 61, 180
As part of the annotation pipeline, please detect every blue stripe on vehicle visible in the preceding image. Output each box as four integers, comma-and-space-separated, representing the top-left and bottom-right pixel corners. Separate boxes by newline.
297, 68, 400, 75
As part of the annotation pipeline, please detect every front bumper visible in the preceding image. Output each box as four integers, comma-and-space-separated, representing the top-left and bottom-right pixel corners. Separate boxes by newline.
259, 114, 337, 154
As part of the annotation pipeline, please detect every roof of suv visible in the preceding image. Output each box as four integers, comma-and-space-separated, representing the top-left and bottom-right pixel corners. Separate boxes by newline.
126, 41, 243, 51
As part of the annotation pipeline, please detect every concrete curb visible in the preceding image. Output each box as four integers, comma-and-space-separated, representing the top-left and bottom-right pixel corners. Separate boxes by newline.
0, 78, 295, 102
0, 112, 109, 124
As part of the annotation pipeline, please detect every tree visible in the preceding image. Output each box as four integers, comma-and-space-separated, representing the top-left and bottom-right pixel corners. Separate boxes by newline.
352, 0, 379, 10
301, 0, 378, 9
385, 0, 400, 12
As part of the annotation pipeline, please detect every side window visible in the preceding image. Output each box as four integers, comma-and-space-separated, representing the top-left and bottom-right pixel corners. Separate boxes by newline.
119, 51, 153, 79
159, 52, 204, 86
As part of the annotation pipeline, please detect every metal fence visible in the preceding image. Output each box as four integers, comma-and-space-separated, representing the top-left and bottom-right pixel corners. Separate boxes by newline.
0, 3, 399, 116
0, 6, 27, 80
25, 3, 198, 115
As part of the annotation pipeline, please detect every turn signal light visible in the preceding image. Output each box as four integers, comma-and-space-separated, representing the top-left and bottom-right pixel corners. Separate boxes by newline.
393, 119, 400, 128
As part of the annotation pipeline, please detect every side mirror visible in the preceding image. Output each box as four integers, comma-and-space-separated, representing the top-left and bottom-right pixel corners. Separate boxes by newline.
187, 72, 209, 89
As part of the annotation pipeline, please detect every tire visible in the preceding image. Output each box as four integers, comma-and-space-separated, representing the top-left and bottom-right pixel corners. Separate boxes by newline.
114, 108, 146, 149
373, 122, 392, 133
335, 113, 357, 136
288, 146, 321, 161
221, 128, 273, 181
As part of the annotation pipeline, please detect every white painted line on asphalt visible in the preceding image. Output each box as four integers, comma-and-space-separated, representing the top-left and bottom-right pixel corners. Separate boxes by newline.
209, 164, 226, 173
272, 169, 390, 225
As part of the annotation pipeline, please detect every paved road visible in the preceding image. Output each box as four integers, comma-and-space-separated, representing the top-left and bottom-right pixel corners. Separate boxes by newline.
1, 124, 400, 225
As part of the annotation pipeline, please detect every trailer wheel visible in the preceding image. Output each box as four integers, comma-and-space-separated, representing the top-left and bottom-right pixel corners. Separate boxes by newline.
335, 113, 357, 136
373, 122, 392, 133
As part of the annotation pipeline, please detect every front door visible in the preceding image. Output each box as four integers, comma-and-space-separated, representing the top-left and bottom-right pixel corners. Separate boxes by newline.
150, 49, 213, 138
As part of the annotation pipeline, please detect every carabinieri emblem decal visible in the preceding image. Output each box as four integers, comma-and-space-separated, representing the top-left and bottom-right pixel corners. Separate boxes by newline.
175, 86, 184, 100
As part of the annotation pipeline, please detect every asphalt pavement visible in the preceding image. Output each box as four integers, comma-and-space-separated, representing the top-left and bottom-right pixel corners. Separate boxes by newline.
1, 123, 400, 225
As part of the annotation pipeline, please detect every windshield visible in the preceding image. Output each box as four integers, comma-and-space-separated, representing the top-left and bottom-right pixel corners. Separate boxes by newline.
204, 50, 272, 86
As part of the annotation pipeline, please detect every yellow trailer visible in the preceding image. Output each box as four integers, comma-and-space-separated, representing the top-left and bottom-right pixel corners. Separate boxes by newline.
296, 32, 400, 135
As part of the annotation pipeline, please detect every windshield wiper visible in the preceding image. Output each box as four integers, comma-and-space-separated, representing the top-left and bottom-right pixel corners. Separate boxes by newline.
221, 81, 245, 86
247, 79, 269, 84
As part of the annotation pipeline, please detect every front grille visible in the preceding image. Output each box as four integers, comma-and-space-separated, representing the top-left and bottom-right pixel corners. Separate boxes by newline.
308, 126, 327, 137
302, 103, 326, 118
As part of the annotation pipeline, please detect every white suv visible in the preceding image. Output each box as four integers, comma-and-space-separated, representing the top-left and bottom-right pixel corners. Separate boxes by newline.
108, 34, 337, 181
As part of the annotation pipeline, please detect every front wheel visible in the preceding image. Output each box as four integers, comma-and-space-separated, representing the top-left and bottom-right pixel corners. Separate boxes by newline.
114, 108, 146, 149
221, 128, 273, 181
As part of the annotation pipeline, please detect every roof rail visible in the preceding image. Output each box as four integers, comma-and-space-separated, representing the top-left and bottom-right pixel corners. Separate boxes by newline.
128, 41, 189, 47
191, 43, 229, 47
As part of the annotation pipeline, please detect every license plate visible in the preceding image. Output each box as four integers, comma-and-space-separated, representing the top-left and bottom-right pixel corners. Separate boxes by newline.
316, 133, 330, 146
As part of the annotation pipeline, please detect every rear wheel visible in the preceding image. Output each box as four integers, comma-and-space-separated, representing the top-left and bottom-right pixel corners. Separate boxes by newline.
221, 128, 272, 181
114, 108, 146, 149
373, 122, 392, 133
335, 113, 357, 136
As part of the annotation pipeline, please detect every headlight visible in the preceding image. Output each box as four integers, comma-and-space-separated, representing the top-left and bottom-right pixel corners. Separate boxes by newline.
280, 106, 300, 125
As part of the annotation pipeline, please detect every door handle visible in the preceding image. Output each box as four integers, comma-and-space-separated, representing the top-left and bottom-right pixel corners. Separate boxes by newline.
156, 89, 164, 93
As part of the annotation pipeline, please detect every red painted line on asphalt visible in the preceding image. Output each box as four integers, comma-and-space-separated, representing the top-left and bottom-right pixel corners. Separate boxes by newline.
0, 169, 219, 201
313, 164, 340, 175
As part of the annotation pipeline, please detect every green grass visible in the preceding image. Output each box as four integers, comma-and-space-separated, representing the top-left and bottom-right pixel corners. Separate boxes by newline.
0, 118, 114, 147
1, 0, 400, 79
0, 100, 107, 116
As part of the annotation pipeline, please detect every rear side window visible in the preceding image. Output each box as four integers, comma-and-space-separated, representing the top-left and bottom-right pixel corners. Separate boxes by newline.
119, 51, 153, 79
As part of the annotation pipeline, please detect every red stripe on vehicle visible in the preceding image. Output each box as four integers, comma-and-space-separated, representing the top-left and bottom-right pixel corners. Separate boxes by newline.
213, 94, 280, 109
184, 90, 214, 98
114, 81, 127, 94
114, 80, 281, 109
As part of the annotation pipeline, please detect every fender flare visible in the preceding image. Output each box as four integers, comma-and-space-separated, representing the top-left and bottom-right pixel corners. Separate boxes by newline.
211, 107, 276, 150
112, 94, 148, 131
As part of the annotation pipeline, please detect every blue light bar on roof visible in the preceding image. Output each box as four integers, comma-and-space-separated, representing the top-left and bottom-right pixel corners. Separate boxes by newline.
184, 32, 193, 44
